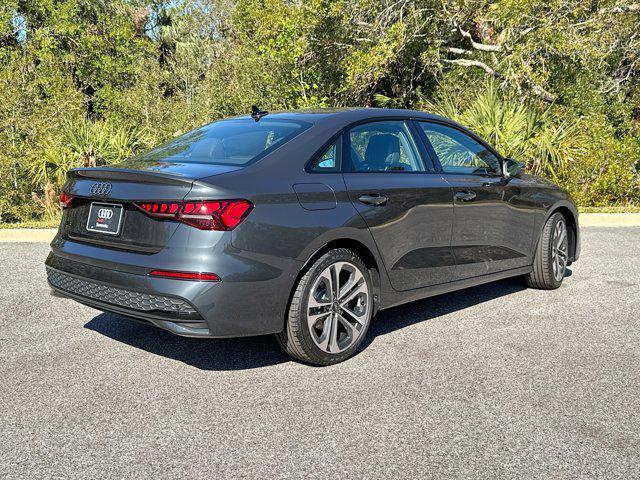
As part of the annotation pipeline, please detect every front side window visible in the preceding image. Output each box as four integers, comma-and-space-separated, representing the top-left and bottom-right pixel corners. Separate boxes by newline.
418, 122, 502, 175
347, 121, 426, 172
134, 118, 311, 166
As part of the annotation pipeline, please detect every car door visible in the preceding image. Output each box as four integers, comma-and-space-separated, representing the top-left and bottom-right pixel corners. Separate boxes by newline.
415, 121, 535, 280
341, 119, 455, 291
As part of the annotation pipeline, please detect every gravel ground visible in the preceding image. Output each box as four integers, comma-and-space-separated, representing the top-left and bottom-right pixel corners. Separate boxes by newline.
1, 228, 639, 479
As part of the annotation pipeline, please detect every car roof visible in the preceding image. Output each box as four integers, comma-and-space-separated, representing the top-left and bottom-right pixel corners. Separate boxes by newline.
230, 108, 499, 158
233, 108, 453, 126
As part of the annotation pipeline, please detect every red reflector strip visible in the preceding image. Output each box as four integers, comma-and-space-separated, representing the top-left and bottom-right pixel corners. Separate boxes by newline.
149, 270, 221, 282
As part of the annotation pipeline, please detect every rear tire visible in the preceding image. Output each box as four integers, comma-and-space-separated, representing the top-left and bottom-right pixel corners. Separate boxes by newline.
276, 248, 374, 366
526, 212, 569, 290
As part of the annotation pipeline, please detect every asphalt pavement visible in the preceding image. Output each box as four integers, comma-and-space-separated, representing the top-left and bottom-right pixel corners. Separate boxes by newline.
1, 227, 639, 479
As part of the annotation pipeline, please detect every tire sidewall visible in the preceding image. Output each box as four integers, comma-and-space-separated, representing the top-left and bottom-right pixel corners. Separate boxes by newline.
545, 213, 565, 288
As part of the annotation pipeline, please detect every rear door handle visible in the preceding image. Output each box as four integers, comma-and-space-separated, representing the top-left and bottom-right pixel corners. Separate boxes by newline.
455, 190, 476, 202
358, 193, 388, 206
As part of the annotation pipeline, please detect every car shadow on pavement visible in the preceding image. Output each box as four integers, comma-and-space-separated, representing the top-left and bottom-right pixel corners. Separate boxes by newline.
84, 277, 527, 371
84, 314, 289, 370
359, 277, 527, 353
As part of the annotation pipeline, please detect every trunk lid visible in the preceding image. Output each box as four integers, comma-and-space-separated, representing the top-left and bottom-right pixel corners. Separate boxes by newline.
61, 162, 240, 252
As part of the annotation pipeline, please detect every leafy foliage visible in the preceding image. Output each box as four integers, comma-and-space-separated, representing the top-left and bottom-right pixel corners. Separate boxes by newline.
1, 0, 639, 222
425, 83, 582, 179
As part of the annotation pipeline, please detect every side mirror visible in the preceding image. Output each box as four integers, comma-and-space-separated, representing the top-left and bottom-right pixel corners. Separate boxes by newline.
503, 158, 525, 178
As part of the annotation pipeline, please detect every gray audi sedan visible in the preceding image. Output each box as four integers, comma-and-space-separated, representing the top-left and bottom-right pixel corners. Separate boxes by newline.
46, 108, 580, 365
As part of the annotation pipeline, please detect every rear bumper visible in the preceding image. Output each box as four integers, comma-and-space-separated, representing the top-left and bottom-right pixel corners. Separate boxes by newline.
46, 236, 303, 338
47, 266, 214, 337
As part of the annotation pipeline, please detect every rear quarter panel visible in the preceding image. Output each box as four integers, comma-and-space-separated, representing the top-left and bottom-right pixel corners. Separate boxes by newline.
192, 124, 393, 321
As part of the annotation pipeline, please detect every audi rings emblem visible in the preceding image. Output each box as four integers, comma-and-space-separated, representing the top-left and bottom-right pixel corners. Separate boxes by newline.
97, 208, 114, 220
90, 182, 112, 196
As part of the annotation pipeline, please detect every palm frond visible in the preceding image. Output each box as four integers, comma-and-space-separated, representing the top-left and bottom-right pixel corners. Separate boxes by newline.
429, 81, 580, 177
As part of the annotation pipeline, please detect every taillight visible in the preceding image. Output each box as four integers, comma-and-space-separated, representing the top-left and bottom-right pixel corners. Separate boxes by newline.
149, 270, 221, 282
136, 201, 180, 218
180, 201, 228, 230
134, 199, 253, 231
59, 192, 75, 208
219, 200, 253, 229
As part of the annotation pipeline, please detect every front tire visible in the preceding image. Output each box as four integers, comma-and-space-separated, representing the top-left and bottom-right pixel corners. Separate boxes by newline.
276, 248, 374, 366
526, 212, 569, 289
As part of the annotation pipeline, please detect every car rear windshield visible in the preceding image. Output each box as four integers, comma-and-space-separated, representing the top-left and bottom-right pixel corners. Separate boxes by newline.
135, 118, 311, 166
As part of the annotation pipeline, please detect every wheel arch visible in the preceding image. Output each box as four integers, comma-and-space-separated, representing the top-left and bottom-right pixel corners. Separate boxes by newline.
546, 202, 580, 262
295, 236, 384, 318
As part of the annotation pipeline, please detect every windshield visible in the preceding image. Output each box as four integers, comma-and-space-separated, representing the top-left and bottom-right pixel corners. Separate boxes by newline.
136, 118, 311, 166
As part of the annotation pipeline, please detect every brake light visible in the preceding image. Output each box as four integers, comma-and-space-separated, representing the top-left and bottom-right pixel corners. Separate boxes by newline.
136, 201, 180, 218
180, 201, 226, 230
59, 192, 75, 208
134, 199, 253, 231
149, 270, 221, 282
220, 200, 253, 229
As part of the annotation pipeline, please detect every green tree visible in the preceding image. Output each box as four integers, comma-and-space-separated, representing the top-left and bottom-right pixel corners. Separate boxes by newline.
1, 0, 639, 223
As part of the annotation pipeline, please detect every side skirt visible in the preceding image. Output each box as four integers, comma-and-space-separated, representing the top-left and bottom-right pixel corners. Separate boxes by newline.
380, 265, 533, 311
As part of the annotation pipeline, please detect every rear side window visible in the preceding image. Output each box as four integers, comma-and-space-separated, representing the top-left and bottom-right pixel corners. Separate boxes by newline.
346, 121, 426, 172
135, 118, 310, 166
309, 141, 340, 172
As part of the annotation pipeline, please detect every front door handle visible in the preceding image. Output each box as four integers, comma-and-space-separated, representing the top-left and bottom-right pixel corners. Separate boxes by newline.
455, 190, 476, 202
358, 193, 388, 206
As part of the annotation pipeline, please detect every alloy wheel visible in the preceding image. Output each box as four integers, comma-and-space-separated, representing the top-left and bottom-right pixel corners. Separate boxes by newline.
306, 261, 371, 354
551, 219, 568, 282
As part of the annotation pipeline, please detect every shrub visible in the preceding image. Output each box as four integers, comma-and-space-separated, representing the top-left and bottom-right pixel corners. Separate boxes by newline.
424, 83, 583, 179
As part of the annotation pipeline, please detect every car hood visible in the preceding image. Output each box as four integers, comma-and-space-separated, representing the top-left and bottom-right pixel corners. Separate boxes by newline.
520, 173, 558, 187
